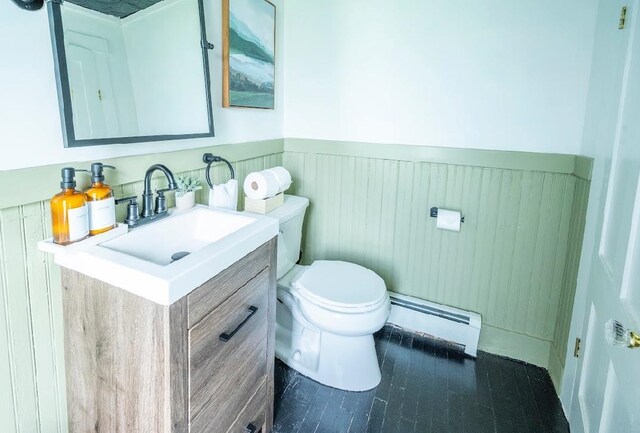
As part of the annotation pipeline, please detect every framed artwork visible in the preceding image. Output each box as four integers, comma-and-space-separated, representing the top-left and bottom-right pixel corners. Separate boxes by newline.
222, 0, 275, 109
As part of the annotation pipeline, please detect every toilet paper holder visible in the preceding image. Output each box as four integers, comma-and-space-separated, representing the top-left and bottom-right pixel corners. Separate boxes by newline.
430, 207, 465, 223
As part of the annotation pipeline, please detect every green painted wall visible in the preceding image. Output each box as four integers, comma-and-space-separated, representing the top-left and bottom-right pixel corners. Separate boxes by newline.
548, 177, 590, 386
283, 138, 591, 390
0, 140, 284, 433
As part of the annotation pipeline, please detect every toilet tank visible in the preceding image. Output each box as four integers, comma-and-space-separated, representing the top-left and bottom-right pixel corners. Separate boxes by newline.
267, 195, 309, 279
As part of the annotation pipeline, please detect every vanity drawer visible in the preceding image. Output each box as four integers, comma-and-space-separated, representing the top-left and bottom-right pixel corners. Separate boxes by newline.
189, 268, 269, 433
227, 379, 266, 433
187, 242, 270, 328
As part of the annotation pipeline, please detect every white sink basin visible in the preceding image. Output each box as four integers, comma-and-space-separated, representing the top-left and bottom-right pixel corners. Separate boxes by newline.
100, 207, 255, 266
52, 205, 278, 305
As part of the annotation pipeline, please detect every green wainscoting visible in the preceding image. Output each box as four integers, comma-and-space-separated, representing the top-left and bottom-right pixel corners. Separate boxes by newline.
0, 140, 284, 433
548, 177, 590, 387
0, 137, 590, 432
284, 138, 592, 179
283, 138, 591, 390
0, 139, 285, 210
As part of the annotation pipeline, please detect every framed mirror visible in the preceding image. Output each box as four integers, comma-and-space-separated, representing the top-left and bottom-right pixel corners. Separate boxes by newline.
47, 0, 215, 147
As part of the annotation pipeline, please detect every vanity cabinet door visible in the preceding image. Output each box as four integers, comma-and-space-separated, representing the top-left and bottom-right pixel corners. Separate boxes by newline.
188, 268, 269, 433
226, 379, 266, 433
187, 243, 270, 328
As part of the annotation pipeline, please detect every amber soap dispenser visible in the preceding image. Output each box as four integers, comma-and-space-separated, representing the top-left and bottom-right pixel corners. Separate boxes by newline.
85, 163, 116, 236
50, 167, 90, 245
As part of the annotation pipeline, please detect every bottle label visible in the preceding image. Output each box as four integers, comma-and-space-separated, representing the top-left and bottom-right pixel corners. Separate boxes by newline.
67, 205, 89, 241
88, 197, 116, 231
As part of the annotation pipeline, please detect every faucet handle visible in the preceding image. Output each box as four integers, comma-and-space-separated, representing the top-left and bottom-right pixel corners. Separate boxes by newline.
115, 196, 137, 205
154, 189, 171, 214
115, 196, 140, 226
155, 187, 177, 212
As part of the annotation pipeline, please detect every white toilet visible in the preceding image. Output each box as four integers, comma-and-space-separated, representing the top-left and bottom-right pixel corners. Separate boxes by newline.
270, 195, 391, 391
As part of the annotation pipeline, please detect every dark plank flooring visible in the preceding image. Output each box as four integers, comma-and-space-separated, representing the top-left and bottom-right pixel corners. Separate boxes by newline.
273, 325, 569, 433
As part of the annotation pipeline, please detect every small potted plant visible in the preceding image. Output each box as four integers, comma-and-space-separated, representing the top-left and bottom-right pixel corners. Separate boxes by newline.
174, 176, 202, 210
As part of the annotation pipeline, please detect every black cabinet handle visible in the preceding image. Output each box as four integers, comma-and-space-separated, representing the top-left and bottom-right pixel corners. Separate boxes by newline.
219, 306, 258, 342
244, 423, 258, 433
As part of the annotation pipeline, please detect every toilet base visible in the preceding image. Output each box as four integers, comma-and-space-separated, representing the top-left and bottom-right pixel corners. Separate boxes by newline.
275, 300, 382, 392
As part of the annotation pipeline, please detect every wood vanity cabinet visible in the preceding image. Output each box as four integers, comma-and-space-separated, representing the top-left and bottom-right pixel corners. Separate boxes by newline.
62, 238, 277, 433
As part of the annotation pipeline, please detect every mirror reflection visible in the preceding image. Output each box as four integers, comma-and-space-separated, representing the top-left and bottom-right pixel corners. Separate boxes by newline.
51, 0, 213, 145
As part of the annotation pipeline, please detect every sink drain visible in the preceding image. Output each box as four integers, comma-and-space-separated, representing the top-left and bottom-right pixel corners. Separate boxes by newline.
171, 251, 190, 262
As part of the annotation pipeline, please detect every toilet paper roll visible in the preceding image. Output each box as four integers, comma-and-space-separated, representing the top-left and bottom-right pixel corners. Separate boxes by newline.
243, 167, 292, 200
436, 209, 461, 232
265, 166, 292, 189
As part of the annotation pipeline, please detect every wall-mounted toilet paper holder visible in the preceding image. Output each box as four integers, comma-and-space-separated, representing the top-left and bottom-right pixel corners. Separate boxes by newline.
430, 207, 465, 223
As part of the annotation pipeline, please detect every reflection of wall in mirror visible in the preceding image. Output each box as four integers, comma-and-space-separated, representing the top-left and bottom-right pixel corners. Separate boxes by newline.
62, 3, 139, 139
122, 0, 209, 136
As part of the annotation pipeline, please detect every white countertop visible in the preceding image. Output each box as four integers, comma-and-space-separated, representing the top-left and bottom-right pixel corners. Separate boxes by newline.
40, 205, 278, 305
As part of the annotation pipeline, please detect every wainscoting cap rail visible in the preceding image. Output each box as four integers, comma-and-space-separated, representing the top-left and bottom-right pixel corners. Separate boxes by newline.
283, 138, 593, 180
0, 139, 284, 210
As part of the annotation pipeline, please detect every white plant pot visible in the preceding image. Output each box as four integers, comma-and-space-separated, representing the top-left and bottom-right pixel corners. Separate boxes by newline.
175, 191, 196, 210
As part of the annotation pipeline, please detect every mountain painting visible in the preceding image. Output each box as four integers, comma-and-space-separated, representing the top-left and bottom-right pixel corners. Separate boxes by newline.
223, 0, 275, 109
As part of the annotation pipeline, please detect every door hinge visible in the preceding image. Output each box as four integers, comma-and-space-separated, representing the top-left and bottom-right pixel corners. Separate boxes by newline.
574, 337, 581, 358
620, 6, 627, 30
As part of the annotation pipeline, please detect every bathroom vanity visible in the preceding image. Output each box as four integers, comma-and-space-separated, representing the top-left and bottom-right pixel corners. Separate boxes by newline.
41, 205, 279, 433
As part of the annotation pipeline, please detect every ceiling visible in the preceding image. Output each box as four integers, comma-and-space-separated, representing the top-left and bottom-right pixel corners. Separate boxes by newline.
67, 0, 165, 18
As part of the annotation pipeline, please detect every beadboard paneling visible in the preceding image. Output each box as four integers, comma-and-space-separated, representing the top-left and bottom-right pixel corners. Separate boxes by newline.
283, 146, 589, 387
0, 137, 589, 433
0, 150, 282, 433
549, 177, 590, 377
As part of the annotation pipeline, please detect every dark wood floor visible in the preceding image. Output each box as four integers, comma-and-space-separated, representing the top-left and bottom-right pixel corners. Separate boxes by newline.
273, 325, 569, 433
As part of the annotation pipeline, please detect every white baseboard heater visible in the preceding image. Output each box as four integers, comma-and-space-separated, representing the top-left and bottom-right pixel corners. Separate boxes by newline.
387, 292, 482, 357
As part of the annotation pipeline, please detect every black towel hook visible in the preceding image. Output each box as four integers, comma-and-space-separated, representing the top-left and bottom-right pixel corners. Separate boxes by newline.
203, 153, 235, 189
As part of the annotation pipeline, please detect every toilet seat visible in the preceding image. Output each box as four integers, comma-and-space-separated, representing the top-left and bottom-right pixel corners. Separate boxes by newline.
292, 261, 387, 311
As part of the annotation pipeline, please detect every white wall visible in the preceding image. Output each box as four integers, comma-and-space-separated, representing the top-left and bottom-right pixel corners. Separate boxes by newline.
283, 0, 598, 154
122, 0, 209, 136
0, 0, 284, 170
1, 0, 599, 170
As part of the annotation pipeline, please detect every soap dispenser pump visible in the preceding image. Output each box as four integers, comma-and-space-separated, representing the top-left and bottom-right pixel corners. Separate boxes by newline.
50, 167, 90, 245
85, 163, 117, 236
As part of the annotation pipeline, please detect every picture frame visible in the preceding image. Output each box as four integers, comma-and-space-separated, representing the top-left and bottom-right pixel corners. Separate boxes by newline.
222, 0, 276, 109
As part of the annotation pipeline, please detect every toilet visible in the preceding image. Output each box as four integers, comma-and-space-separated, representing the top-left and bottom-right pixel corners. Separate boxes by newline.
270, 195, 391, 391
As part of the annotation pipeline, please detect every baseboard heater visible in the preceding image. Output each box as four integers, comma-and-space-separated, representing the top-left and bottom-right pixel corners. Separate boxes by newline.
387, 292, 481, 357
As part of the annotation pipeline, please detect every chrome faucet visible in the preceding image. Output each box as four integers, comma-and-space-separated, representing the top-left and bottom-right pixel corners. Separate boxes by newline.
116, 164, 177, 228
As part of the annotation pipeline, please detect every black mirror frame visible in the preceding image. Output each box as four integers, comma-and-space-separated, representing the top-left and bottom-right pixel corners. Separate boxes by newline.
47, 0, 215, 148
11, 0, 44, 11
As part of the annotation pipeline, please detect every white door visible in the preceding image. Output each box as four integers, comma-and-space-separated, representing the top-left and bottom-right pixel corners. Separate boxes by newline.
569, 2, 640, 432
66, 44, 106, 139
65, 32, 120, 139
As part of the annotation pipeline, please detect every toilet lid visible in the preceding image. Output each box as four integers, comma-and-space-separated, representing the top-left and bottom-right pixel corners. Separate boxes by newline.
292, 261, 387, 309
